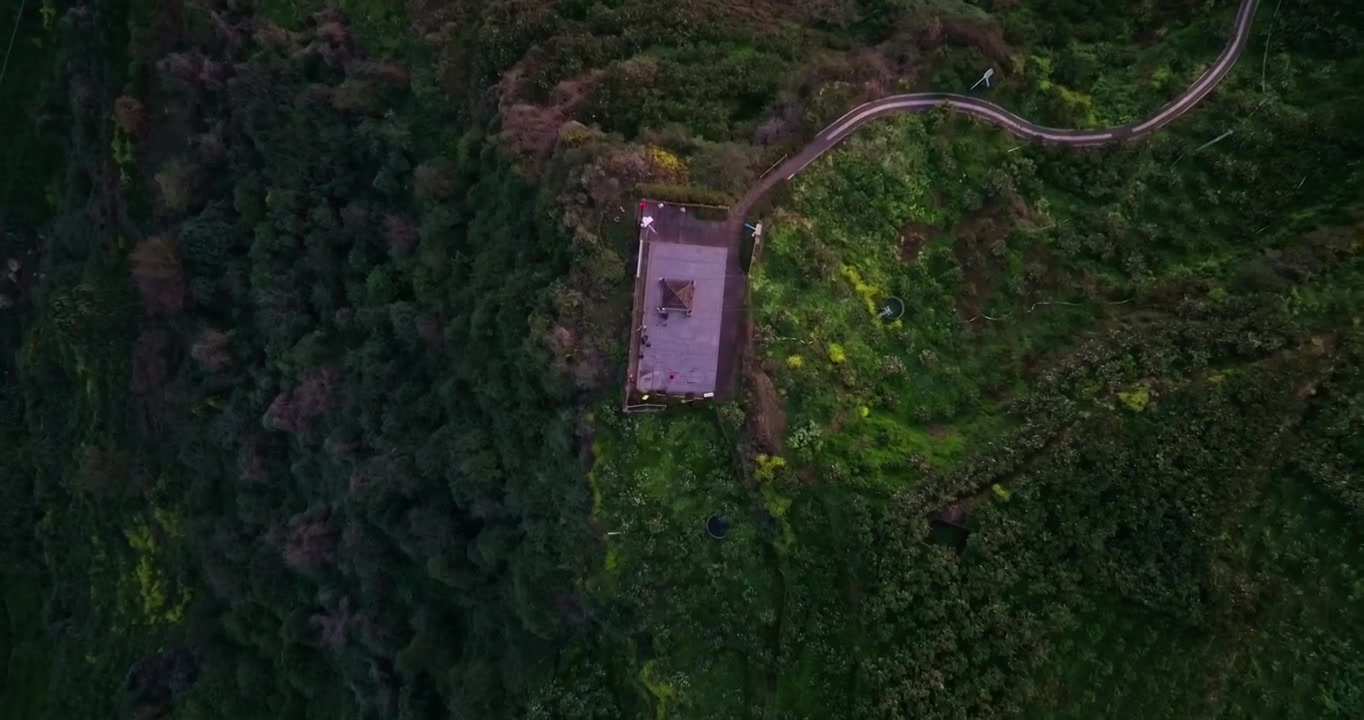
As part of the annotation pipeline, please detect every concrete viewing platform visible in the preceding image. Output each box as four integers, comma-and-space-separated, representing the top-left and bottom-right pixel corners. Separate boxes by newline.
623, 200, 747, 412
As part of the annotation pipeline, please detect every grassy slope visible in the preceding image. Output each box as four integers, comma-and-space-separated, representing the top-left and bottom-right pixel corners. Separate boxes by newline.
582, 1, 1364, 717
1030, 480, 1364, 719
588, 406, 781, 718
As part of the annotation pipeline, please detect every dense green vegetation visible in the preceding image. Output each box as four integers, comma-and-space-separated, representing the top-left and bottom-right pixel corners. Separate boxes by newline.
1, 0, 1361, 718
2, 577, 50, 720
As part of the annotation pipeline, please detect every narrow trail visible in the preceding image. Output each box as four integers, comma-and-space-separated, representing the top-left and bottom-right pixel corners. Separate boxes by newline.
729, 0, 1261, 222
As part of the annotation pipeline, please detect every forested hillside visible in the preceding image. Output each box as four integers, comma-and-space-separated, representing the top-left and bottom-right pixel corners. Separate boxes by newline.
1, 0, 1361, 718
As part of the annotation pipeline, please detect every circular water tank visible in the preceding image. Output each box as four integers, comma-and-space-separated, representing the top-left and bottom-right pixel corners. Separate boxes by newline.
705, 515, 731, 540
879, 296, 905, 322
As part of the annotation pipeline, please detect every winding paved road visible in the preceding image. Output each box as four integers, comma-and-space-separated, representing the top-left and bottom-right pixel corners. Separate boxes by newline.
730, 0, 1260, 221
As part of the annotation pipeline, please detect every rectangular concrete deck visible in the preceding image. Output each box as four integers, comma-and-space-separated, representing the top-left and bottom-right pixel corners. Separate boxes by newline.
624, 201, 745, 409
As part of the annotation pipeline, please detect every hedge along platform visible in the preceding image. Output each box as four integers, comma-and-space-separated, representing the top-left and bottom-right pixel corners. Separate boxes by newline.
624, 200, 746, 412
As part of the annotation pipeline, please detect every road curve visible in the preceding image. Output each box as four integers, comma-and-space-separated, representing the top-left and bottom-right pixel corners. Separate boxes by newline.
731, 0, 1260, 222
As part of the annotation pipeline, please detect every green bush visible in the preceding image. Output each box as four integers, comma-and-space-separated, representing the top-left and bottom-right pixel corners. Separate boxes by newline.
635, 183, 733, 207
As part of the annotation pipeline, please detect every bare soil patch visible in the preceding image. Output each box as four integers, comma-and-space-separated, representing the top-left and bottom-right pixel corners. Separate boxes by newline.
920, 15, 1017, 71
951, 233, 996, 321
694, 0, 806, 28
899, 220, 936, 264
949, 196, 1027, 321
746, 367, 787, 455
